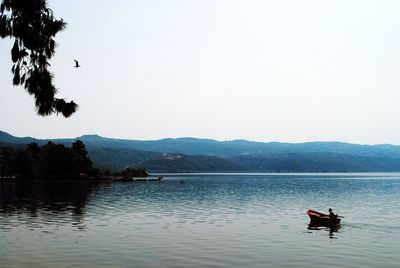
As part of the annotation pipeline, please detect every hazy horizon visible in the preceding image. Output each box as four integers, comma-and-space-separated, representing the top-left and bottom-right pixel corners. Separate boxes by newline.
3, 128, 400, 146
2, 0, 400, 144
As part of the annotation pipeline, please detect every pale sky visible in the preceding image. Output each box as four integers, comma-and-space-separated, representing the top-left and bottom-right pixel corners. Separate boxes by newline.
1, 0, 400, 144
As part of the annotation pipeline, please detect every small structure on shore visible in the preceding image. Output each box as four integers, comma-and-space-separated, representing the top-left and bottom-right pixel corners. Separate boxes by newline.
131, 176, 163, 182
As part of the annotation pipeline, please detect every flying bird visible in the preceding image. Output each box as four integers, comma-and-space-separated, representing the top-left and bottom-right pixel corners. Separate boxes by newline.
74, 60, 81, 68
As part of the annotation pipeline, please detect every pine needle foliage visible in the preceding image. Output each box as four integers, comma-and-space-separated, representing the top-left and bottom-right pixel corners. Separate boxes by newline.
0, 0, 77, 117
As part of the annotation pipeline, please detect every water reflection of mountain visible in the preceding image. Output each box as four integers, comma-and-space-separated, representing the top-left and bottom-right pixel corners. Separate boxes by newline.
0, 181, 99, 228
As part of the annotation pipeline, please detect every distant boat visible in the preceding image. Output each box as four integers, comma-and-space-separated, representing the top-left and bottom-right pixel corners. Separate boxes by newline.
306, 209, 341, 227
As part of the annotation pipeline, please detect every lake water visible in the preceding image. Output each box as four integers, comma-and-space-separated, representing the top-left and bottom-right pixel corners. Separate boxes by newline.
1, 173, 399, 267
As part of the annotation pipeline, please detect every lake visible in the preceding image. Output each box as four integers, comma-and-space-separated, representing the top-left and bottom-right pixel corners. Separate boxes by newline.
1, 173, 399, 267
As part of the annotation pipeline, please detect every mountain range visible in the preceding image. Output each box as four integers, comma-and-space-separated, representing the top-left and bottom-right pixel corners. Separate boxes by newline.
1, 130, 400, 172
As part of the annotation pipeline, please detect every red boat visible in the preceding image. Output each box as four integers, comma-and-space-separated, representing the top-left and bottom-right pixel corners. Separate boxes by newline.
306, 209, 341, 227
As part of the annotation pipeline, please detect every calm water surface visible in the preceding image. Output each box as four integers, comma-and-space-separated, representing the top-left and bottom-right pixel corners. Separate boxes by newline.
1, 174, 399, 267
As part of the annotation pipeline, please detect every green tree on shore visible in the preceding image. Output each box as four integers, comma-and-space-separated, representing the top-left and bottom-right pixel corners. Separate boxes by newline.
0, 147, 15, 178
0, 141, 93, 179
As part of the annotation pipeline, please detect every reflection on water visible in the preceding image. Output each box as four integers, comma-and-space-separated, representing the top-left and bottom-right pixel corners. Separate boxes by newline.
307, 225, 341, 239
1, 174, 400, 267
0, 181, 97, 230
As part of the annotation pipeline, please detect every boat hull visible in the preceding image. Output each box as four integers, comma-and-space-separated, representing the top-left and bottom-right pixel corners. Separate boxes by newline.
307, 209, 341, 227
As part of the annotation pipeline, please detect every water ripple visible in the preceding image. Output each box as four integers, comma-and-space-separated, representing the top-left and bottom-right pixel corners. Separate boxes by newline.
1, 175, 400, 267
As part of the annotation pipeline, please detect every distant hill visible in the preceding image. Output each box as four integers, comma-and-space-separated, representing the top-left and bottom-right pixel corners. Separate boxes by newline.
63, 134, 400, 159
140, 154, 243, 173
87, 146, 161, 171
0, 130, 39, 144
231, 153, 400, 172
2, 130, 400, 172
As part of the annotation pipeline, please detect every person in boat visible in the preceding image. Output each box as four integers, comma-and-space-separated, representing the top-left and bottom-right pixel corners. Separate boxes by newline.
328, 208, 337, 221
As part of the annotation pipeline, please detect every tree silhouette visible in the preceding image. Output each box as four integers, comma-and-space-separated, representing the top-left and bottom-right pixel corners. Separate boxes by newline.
3, 141, 94, 179
71, 140, 92, 175
0, 0, 77, 117
0, 147, 15, 178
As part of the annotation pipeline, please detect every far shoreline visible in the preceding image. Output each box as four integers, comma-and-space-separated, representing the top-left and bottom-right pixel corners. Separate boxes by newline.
150, 172, 400, 177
